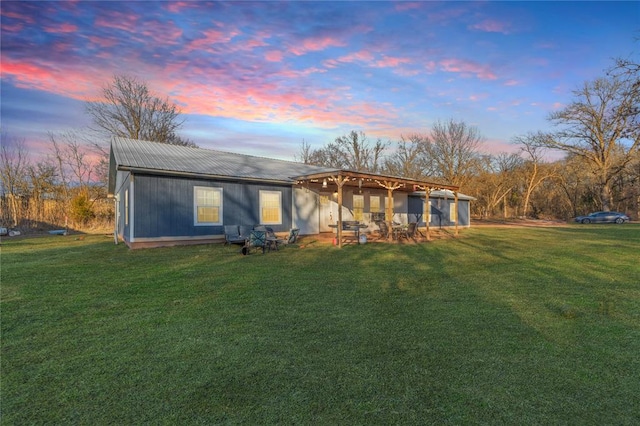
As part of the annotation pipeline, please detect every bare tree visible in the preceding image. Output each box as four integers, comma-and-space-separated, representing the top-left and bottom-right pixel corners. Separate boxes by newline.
542, 75, 639, 211
468, 153, 521, 218
86, 75, 195, 147
383, 134, 428, 179
425, 118, 483, 188
332, 131, 387, 172
49, 131, 109, 225
302, 131, 387, 172
513, 132, 557, 217
0, 133, 30, 227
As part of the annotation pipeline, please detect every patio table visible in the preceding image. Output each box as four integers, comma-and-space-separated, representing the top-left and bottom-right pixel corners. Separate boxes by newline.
330, 223, 368, 244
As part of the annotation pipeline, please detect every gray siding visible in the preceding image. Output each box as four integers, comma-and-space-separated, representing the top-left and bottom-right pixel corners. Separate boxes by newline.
408, 195, 471, 227
132, 174, 293, 239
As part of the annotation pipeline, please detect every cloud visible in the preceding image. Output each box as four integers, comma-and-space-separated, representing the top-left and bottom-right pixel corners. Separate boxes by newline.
43, 22, 78, 34
469, 19, 511, 34
0, 55, 111, 99
439, 58, 498, 80
288, 36, 346, 56
94, 10, 139, 33
186, 27, 238, 53
265, 50, 284, 62
394, 2, 423, 12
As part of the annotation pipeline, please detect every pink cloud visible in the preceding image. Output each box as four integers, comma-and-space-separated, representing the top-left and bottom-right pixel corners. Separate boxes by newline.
265, 50, 283, 62
289, 36, 346, 56
375, 55, 412, 68
1, 22, 24, 32
0, 55, 110, 100
140, 20, 183, 45
88, 35, 119, 49
164, 1, 193, 14
1, 10, 35, 24
94, 11, 138, 33
504, 79, 519, 86
187, 28, 237, 52
439, 58, 498, 80
43, 22, 78, 33
469, 19, 511, 34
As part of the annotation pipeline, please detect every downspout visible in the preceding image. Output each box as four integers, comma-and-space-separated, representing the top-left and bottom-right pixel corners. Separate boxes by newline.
113, 196, 118, 244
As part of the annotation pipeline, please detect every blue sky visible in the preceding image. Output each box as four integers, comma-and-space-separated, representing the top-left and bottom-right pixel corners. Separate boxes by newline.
1, 1, 638, 161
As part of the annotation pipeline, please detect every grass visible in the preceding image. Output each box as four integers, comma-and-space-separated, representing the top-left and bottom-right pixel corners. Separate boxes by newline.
2, 225, 639, 424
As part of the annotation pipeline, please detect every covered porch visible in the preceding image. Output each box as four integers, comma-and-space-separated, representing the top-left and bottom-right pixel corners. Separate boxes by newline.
293, 170, 460, 248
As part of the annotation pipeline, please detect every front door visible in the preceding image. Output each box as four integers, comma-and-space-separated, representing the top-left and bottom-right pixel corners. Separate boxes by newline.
319, 193, 334, 232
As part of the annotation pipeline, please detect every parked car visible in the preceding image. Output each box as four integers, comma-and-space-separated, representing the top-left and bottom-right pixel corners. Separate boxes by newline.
575, 211, 630, 224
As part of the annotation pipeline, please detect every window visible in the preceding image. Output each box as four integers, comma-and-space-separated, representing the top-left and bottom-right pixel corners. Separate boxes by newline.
353, 195, 364, 221
194, 186, 222, 226
260, 190, 281, 224
450, 201, 457, 222
370, 196, 381, 213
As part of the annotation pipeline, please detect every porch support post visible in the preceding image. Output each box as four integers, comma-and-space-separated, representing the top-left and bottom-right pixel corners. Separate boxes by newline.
454, 191, 459, 236
425, 188, 432, 241
333, 175, 349, 248
376, 179, 403, 242
386, 186, 393, 241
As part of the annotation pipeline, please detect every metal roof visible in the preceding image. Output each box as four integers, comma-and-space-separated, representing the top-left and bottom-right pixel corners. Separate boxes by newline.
110, 137, 338, 183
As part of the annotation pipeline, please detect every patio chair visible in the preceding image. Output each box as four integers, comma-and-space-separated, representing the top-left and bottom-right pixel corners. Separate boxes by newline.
399, 222, 418, 240
224, 225, 246, 248
246, 230, 268, 254
376, 221, 390, 240
239, 225, 253, 240
286, 228, 300, 244
264, 226, 285, 251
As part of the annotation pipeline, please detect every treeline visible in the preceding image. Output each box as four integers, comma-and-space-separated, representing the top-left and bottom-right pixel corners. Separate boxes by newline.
299, 59, 639, 220
0, 131, 112, 232
1, 57, 638, 233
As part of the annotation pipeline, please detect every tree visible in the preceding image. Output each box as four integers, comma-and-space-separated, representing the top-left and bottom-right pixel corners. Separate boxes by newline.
332, 131, 387, 172
468, 153, 521, 218
49, 130, 109, 227
512, 132, 557, 217
86, 75, 195, 147
542, 74, 639, 211
383, 134, 428, 179
424, 118, 483, 188
0, 133, 29, 227
300, 131, 387, 172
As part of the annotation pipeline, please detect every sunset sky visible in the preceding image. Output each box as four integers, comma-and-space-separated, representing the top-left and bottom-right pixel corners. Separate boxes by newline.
1, 1, 638, 161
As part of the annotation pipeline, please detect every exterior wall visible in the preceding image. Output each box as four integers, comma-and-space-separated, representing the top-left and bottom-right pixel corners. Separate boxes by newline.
123, 173, 293, 247
113, 171, 132, 244
293, 187, 319, 235
408, 195, 471, 227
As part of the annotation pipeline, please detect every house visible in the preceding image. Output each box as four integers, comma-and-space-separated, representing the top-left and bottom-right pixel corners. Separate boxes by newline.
108, 137, 473, 248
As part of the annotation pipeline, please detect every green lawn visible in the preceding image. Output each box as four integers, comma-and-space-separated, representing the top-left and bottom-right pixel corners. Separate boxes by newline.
2, 225, 639, 424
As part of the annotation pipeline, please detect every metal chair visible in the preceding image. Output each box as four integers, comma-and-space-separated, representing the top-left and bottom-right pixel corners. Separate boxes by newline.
399, 222, 418, 240
286, 228, 300, 244
376, 221, 390, 240
224, 225, 246, 248
247, 230, 268, 254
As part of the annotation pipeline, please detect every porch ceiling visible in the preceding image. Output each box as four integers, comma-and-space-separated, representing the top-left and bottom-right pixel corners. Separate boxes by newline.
292, 170, 459, 193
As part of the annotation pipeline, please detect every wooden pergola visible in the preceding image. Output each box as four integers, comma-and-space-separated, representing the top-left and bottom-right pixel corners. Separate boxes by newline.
293, 170, 460, 247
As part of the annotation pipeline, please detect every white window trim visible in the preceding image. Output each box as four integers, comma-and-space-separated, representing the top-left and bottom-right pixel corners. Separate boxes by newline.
260, 190, 282, 225
450, 200, 457, 222
194, 186, 223, 226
